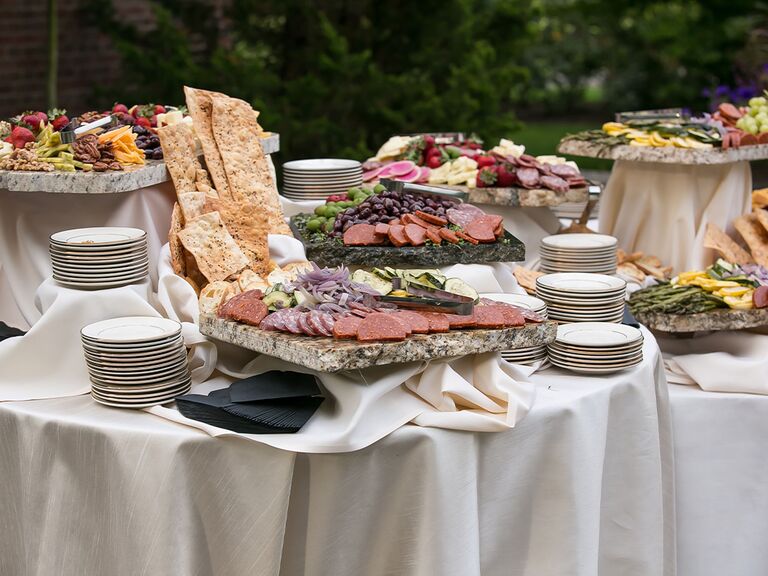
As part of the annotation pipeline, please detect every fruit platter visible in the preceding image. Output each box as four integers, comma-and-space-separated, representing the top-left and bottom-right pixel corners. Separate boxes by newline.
199, 263, 556, 372
558, 101, 768, 165
360, 134, 589, 207
289, 183, 525, 267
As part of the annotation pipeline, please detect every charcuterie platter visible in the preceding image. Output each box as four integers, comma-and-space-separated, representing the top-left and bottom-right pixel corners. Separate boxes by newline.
631, 308, 768, 334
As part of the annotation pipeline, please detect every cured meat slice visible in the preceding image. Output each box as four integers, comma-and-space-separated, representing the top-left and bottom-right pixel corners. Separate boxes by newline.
406, 214, 434, 229
516, 167, 540, 189
388, 224, 408, 247
759, 132, 768, 144
499, 306, 525, 327
741, 133, 758, 146
516, 154, 538, 168
540, 175, 570, 193
455, 230, 479, 245
374, 222, 390, 235
417, 312, 450, 333
517, 307, 544, 323
456, 203, 485, 214
308, 311, 333, 337
465, 216, 501, 243
297, 312, 319, 336
357, 312, 408, 342
472, 306, 507, 329
438, 228, 460, 244
333, 315, 363, 339
259, 314, 278, 331
388, 313, 412, 336
404, 224, 427, 246
393, 310, 430, 334
446, 205, 484, 228
549, 163, 579, 178
282, 310, 304, 334
446, 313, 475, 328
415, 211, 448, 226
388, 217, 402, 226
217, 290, 268, 326
425, 227, 443, 245
344, 223, 385, 246
494, 220, 504, 239
317, 311, 336, 334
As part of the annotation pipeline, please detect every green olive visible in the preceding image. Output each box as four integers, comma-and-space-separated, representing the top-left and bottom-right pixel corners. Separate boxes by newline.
314, 206, 325, 216
306, 219, 322, 231
373, 184, 386, 194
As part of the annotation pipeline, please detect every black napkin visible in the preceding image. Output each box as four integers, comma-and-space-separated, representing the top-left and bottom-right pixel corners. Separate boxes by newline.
622, 305, 641, 328
176, 371, 323, 434
0, 322, 25, 342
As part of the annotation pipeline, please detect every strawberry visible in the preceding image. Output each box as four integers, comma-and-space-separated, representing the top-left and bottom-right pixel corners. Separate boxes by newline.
9, 126, 35, 148
135, 117, 152, 129
113, 103, 129, 114
476, 155, 495, 168
21, 112, 47, 131
427, 147, 442, 158
51, 115, 69, 131
476, 166, 498, 188
150, 115, 158, 127
423, 135, 435, 150
154, 104, 166, 115
496, 163, 516, 187
427, 155, 443, 169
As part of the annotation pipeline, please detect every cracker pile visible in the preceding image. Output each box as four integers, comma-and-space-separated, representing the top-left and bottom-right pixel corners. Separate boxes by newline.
705, 190, 768, 268
159, 86, 294, 296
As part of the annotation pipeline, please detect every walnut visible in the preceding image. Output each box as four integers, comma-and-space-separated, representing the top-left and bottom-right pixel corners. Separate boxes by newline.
72, 134, 101, 163
108, 161, 122, 171
77, 111, 107, 124
92, 161, 110, 172
0, 147, 54, 171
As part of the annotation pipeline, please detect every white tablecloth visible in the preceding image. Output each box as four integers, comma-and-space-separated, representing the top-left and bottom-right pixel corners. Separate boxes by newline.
0, 332, 674, 576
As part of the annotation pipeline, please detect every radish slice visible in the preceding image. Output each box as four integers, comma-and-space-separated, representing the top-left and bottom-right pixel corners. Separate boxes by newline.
378, 160, 416, 178
362, 166, 385, 182
416, 167, 430, 183
395, 167, 421, 182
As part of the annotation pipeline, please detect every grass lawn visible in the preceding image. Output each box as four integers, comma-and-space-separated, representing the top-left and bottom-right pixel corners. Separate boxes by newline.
506, 121, 614, 171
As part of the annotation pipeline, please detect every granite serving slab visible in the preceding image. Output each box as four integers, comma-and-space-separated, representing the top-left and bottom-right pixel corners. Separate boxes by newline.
633, 308, 768, 333
0, 133, 279, 194
557, 138, 768, 165
200, 314, 557, 372
289, 215, 525, 268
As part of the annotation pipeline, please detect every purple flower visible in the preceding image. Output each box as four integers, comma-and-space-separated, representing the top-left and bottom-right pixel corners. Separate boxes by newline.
715, 85, 730, 97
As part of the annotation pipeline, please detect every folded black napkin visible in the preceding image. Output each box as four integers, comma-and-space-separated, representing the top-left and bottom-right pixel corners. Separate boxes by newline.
622, 305, 641, 329
176, 371, 323, 434
0, 322, 25, 342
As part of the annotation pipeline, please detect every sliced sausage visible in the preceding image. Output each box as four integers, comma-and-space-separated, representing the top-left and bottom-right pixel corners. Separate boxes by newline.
357, 312, 408, 342
417, 312, 450, 333
540, 175, 570, 193
464, 217, 498, 243
494, 220, 504, 238
516, 167, 540, 188
759, 132, 768, 144
388, 224, 409, 247
404, 224, 427, 246
415, 211, 448, 226
374, 222, 391, 235
446, 313, 475, 328
472, 306, 507, 328
753, 286, 768, 308
333, 315, 363, 339
439, 228, 460, 244
344, 223, 385, 246
217, 290, 268, 326
455, 230, 479, 245
393, 310, 430, 334
425, 228, 443, 244
499, 306, 525, 327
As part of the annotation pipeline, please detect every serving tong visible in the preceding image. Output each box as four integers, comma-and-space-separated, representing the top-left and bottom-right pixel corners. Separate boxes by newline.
371, 277, 476, 315
380, 178, 468, 202
60, 115, 120, 144
615, 108, 687, 123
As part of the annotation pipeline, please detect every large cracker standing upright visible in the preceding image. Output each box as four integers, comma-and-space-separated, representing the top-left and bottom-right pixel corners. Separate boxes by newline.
210, 95, 292, 237
156, 122, 213, 194
184, 86, 232, 200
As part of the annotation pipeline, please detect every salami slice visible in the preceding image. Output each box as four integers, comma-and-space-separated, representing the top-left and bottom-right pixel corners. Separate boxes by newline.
388, 313, 412, 336
308, 311, 333, 337
447, 206, 483, 228
472, 306, 507, 328
357, 313, 408, 342
394, 310, 430, 334
333, 315, 363, 339
500, 306, 525, 327
282, 310, 304, 334
415, 211, 448, 226
217, 291, 268, 326
465, 216, 500, 243
540, 175, 570, 193
388, 224, 409, 247
343, 223, 385, 246
259, 314, 278, 331
374, 222, 390, 235
516, 167, 540, 189
549, 163, 579, 178
494, 220, 504, 239
297, 312, 319, 336
417, 312, 450, 333
446, 313, 475, 328
439, 228, 460, 244
517, 154, 538, 168
425, 227, 443, 244
404, 224, 427, 246
317, 311, 336, 334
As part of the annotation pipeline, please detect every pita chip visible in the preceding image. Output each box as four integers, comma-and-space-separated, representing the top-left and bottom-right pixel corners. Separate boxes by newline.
168, 203, 186, 277
177, 191, 209, 222
210, 94, 292, 236
734, 214, 768, 267
704, 222, 754, 266
184, 86, 231, 200
178, 211, 250, 282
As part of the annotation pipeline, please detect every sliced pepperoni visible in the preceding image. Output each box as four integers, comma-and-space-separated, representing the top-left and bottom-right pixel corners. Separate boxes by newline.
439, 228, 460, 244
446, 313, 475, 328
388, 224, 409, 247
417, 312, 450, 333
415, 211, 448, 226
393, 310, 430, 334
343, 223, 385, 246
472, 306, 506, 328
374, 222, 390, 235
455, 230, 479, 245
333, 315, 363, 339
425, 228, 443, 244
499, 306, 525, 327
404, 224, 427, 246
464, 220, 496, 242
217, 291, 268, 326
357, 312, 408, 342
406, 213, 436, 229
400, 214, 414, 225
494, 220, 504, 238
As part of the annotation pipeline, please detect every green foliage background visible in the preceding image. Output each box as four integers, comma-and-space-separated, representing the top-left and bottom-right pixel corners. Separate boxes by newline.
84, 0, 766, 162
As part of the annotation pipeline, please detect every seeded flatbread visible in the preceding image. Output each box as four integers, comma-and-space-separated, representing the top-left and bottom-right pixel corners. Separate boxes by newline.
205, 196, 271, 276
755, 208, 768, 236
168, 203, 186, 277
734, 214, 768, 267
704, 222, 754, 266
177, 191, 209, 222
184, 86, 231, 200
157, 122, 207, 194
210, 94, 292, 236
178, 211, 250, 282
513, 266, 543, 295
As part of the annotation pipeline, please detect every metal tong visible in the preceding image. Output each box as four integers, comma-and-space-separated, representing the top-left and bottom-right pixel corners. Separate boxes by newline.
60, 115, 120, 144
380, 178, 468, 202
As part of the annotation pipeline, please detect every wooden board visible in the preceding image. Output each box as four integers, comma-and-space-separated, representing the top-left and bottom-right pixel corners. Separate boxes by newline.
558, 138, 768, 165
0, 134, 279, 194
200, 314, 557, 373
633, 307, 768, 333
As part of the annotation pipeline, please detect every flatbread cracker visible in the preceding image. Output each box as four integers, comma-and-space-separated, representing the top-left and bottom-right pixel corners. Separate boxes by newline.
157, 122, 207, 194
734, 214, 768, 267
617, 262, 646, 283
210, 94, 292, 236
755, 208, 768, 236
513, 266, 543, 295
704, 222, 754, 266
184, 86, 231, 200
177, 191, 210, 222
178, 211, 250, 282
204, 196, 271, 276
168, 203, 186, 277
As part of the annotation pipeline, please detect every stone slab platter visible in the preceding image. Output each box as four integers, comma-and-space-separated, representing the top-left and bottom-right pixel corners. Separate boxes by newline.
0, 134, 279, 194
435, 184, 589, 207
558, 138, 768, 165
633, 307, 768, 333
289, 214, 525, 268
200, 314, 557, 373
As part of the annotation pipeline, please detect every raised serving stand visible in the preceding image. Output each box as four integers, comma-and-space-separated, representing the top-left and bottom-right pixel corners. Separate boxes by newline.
0, 134, 280, 194
633, 308, 768, 333
443, 184, 588, 208
200, 314, 557, 373
557, 139, 768, 165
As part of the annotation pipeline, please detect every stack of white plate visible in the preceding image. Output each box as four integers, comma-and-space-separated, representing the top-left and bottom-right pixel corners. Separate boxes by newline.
81, 317, 190, 408
482, 292, 548, 364
540, 234, 618, 274
547, 322, 643, 374
282, 159, 363, 200
536, 273, 626, 324
50, 227, 149, 289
